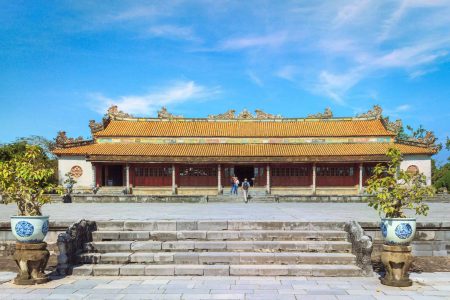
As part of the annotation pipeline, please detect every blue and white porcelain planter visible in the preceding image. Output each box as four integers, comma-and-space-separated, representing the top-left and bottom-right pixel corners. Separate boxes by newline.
380, 217, 416, 245
10, 216, 49, 243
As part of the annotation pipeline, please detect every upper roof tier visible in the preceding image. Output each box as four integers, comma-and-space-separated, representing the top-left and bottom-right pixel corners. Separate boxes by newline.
93, 118, 394, 138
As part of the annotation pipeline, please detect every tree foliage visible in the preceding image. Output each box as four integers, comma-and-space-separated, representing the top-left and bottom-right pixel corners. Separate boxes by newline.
0, 145, 63, 216
366, 148, 434, 218
0, 136, 58, 184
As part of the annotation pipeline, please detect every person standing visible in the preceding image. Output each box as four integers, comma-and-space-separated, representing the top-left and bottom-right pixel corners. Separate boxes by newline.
242, 178, 250, 203
230, 176, 236, 195
234, 177, 239, 195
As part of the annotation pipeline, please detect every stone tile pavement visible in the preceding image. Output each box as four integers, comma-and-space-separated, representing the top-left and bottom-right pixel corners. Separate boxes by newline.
0, 272, 449, 300
1, 203, 450, 222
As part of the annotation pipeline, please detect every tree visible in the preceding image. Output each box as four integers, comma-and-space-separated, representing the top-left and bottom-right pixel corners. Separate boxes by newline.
0, 145, 63, 216
366, 148, 434, 218
0, 136, 58, 184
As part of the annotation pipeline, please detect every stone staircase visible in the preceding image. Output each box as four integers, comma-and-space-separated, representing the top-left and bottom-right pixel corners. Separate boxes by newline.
96, 187, 127, 195
72, 220, 366, 276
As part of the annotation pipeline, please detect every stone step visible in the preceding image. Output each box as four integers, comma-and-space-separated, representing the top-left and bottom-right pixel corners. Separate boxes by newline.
84, 240, 352, 253
78, 251, 357, 265
72, 263, 364, 276
92, 230, 348, 242
95, 220, 345, 231
207, 196, 276, 203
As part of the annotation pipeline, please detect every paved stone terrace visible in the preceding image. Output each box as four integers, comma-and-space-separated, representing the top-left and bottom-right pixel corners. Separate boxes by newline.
1, 203, 450, 222
0, 272, 450, 299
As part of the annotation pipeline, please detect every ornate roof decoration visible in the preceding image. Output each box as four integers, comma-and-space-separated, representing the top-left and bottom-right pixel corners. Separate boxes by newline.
399, 131, 437, 148
89, 120, 104, 134
208, 109, 282, 120
208, 110, 236, 120
157, 107, 183, 119
255, 109, 282, 119
237, 109, 255, 119
383, 118, 402, 135
356, 105, 383, 119
55, 131, 91, 148
307, 108, 333, 119
106, 105, 133, 119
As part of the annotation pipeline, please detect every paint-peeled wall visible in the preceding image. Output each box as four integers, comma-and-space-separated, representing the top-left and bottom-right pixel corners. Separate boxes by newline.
401, 155, 432, 185
58, 156, 93, 188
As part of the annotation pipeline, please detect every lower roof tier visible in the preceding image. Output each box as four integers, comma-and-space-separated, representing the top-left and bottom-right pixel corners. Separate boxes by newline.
54, 142, 434, 162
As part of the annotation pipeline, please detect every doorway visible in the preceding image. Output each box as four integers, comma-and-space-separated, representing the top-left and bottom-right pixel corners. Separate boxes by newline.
105, 165, 123, 186
234, 165, 254, 186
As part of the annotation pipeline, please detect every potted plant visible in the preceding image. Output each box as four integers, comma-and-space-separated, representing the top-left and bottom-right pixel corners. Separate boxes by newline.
366, 148, 434, 245
0, 145, 62, 243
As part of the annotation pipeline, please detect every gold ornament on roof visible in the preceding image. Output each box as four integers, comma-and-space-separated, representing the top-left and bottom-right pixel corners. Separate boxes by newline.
157, 107, 183, 119
307, 107, 333, 119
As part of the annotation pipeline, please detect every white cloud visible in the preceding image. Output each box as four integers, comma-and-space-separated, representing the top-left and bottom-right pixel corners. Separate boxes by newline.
146, 25, 199, 41
246, 70, 263, 87
275, 65, 298, 81
89, 81, 220, 116
395, 104, 411, 112
218, 32, 287, 50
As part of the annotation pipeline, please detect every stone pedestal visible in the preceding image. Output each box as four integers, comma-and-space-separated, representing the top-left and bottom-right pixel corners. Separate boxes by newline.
13, 242, 49, 285
380, 244, 412, 287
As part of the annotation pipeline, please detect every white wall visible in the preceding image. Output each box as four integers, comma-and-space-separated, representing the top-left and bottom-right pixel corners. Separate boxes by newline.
58, 156, 94, 188
401, 155, 432, 185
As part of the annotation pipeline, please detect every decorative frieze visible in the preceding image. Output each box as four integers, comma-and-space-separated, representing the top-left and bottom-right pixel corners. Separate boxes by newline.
96, 136, 391, 145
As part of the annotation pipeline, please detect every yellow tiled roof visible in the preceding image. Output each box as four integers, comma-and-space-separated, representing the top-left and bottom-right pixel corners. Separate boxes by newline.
94, 119, 393, 137
53, 142, 434, 157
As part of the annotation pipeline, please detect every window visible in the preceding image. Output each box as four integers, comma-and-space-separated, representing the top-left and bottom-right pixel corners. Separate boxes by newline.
317, 166, 354, 176
179, 166, 217, 177
272, 166, 310, 177
135, 167, 172, 177
363, 166, 375, 177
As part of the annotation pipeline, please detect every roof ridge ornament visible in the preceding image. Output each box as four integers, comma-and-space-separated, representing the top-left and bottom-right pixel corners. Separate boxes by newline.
208, 109, 282, 120
55, 131, 90, 148
208, 109, 236, 120
356, 105, 382, 119
307, 107, 333, 119
106, 105, 133, 119
255, 109, 282, 119
157, 106, 183, 119
237, 109, 254, 119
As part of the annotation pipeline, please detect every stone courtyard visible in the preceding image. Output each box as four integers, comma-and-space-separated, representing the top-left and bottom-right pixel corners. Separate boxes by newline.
1, 202, 449, 299
0, 273, 450, 299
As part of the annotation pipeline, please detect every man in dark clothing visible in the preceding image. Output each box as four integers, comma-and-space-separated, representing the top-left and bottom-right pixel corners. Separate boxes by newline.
242, 178, 250, 203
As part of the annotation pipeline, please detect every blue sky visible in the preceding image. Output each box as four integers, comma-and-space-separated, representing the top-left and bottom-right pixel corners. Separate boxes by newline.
0, 0, 449, 162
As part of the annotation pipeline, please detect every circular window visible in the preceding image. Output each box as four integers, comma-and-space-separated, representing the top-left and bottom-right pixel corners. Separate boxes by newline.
70, 165, 83, 178
406, 165, 419, 175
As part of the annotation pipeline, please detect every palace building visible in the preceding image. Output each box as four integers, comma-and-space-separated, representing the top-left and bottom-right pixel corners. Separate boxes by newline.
53, 105, 437, 196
